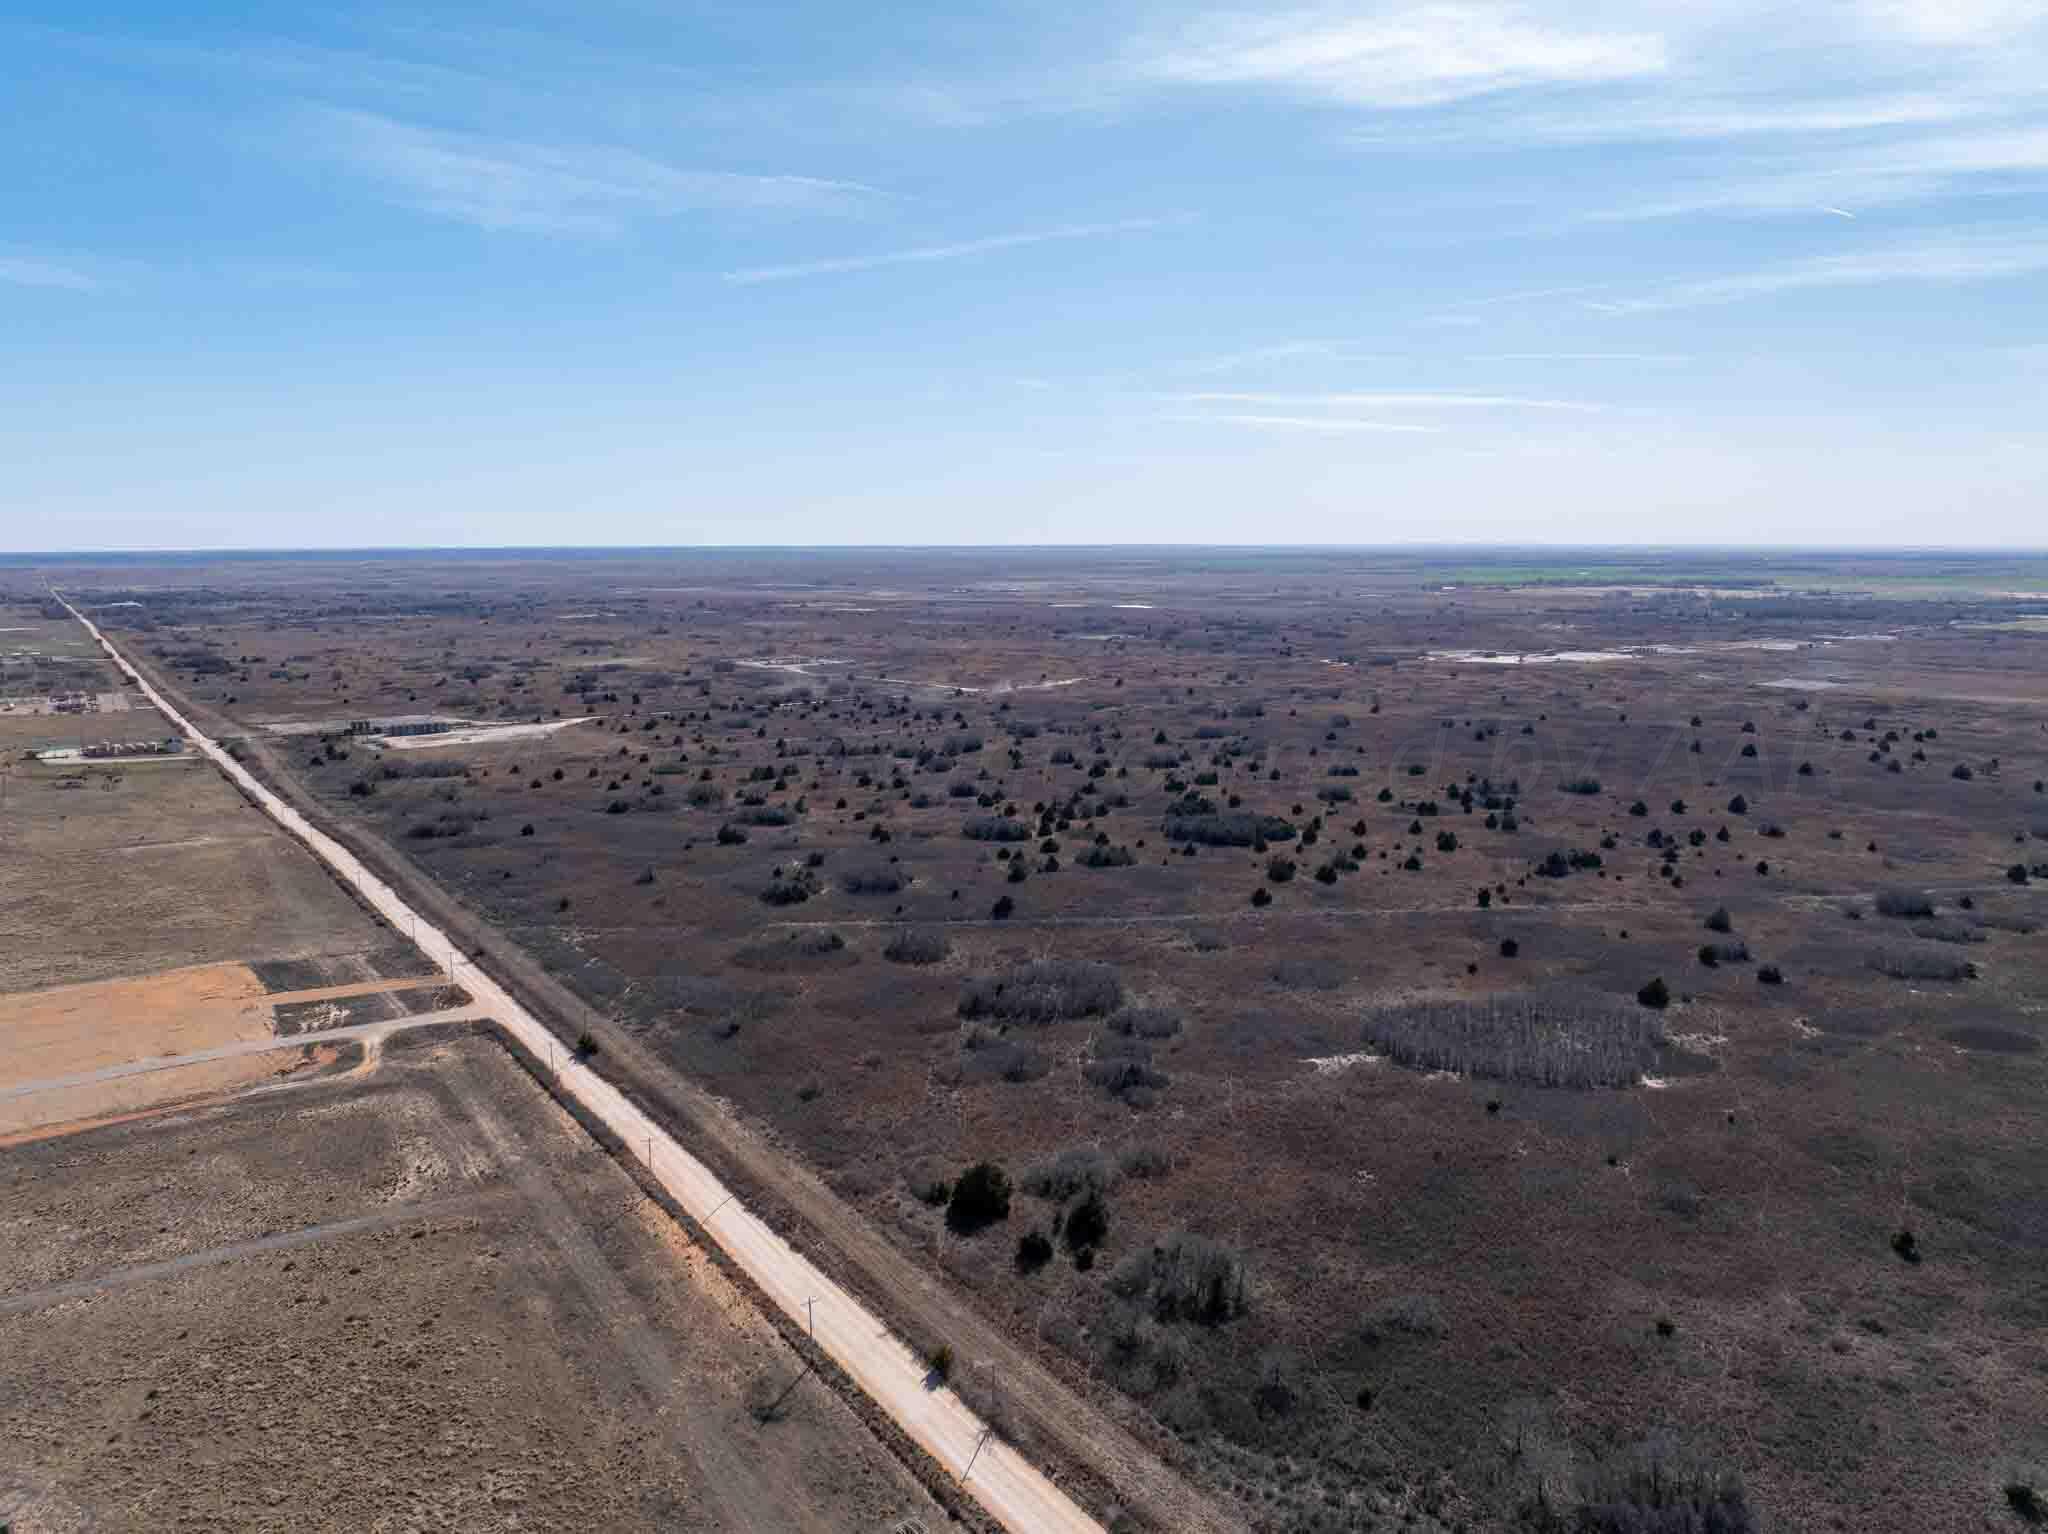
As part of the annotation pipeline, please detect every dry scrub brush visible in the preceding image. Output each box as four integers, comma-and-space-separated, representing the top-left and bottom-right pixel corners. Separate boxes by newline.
838, 864, 906, 894
882, 927, 950, 964
1020, 1145, 1115, 1201
961, 815, 1030, 842
1108, 1231, 1249, 1326
1104, 1004, 1184, 1039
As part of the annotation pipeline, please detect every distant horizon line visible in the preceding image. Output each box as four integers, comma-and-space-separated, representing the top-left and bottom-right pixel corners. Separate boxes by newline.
6, 542, 2048, 561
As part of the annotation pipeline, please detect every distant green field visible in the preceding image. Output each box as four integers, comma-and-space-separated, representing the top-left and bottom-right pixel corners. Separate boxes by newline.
1422, 552, 2048, 595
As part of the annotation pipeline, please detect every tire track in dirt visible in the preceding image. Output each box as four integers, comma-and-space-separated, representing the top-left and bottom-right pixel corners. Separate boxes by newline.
438, 1066, 796, 1534
0, 1190, 505, 1316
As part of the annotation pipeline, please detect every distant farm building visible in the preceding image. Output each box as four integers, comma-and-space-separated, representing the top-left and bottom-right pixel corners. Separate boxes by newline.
348, 717, 455, 738
83, 737, 184, 759
31, 737, 185, 762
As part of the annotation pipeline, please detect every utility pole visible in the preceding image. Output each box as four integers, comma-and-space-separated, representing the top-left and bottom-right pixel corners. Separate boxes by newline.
805, 1297, 815, 1340
1225, 1075, 1248, 1254
962, 1427, 994, 1483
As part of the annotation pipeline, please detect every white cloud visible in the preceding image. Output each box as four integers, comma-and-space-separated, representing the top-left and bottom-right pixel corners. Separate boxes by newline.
1170, 339, 1352, 374
1863, 0, 2044, 46
1442, 281, 1621, 310
1133, 4, 1667, 109
1348, 91, 1994, 148
1157, 413, 1443, 432
1591, 123, 2048, 221
0, 254, 100, 292
723, 218, 1173, 284
1266, 4, 2048, 227
1600, 228, 2048, 312
1171, 390, 1603, 411
302, 108, 874, 235
1466, 352, 1688, 361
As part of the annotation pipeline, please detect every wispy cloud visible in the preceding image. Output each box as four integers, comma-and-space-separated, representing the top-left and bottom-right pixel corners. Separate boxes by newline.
1440, 281, 1621, 311
19, 22, 513, 111
1250, 4, 2048, 229
862, 0, 2044, 147
1346, 91, 1997, 149
301, 108, 875, 235
1132, 5, 1667, 110
1170, 340, 1354, 375
723, 217, 1176, 284
1170, 390, 1604, 411
1156, 413, 1443, 433
1598, 228, 2048, 312
1154, 385, 1609, 436
1586, 123, 2048, 222
1465, 352, 1687, 362
0, 254, 101, 293
1152, 345, 1682, 377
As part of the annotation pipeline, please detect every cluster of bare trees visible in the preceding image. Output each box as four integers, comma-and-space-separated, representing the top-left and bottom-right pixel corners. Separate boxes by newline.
958, 959, 1123, 1022
1360, 995, 1664, 1088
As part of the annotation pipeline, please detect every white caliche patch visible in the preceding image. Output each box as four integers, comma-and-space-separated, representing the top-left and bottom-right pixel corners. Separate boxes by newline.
1666, 1031, 1729, 1053
1428, 647, 1637, 665
375, 717, 595, 751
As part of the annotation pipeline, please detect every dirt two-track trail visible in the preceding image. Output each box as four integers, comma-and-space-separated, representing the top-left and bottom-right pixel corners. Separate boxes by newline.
63, 597, 1224, 1534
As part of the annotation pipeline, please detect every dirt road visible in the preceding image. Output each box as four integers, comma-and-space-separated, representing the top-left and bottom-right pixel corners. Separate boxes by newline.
64, 599, 1109, 1534
0, 1004, 482, 1105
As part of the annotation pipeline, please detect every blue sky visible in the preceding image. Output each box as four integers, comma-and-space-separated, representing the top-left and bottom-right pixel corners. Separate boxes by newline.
4, 0, 2045, 550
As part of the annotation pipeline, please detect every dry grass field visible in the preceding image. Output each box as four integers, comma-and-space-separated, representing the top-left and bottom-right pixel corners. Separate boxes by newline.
1, 1032, 943, 1532
0, 757, 399, 1003
10, 548, 2048, 1533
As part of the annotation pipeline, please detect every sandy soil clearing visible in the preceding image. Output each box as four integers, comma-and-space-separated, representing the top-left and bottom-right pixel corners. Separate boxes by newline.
0, 1042, 340, 1140
0, 961, 274, 1092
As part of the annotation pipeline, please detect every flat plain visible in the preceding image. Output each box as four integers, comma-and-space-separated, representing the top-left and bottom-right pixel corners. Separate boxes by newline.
7, 548, 2048, 1533
0, 587, 950, 1534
